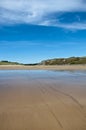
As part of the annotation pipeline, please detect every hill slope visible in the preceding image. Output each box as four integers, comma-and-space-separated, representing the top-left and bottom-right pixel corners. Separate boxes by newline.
0, 61, 21, 65
41, 57, 86, 65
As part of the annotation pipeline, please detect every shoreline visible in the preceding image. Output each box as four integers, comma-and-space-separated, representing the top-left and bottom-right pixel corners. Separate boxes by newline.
0, 65, 86, 70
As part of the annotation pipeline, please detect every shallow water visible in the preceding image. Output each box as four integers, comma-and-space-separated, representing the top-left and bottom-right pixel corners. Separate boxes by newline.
0, 70, 86, 86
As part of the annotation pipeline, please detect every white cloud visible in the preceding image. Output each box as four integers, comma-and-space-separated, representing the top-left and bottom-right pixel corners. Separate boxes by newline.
0, 0, 86, 29
56, 23, 86, 30
40, 20, 86, 30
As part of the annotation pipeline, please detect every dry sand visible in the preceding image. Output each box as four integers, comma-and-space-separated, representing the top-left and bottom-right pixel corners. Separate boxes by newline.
0, 71, 86, 130
0, 64, 86, 70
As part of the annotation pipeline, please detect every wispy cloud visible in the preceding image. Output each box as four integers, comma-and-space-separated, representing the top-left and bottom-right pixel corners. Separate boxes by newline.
0, 0, 86, 30
40, 20, 86, 30
0, 41, 41, 47
0, 40, 84, 48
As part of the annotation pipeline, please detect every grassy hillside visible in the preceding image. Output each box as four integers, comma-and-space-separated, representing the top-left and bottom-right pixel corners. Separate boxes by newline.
41, 57, 86, 65
1, 57, 86, 65
0, 61, 22, 65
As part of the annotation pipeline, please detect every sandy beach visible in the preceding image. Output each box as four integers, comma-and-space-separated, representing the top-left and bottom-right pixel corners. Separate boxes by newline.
0, 70, 86, 130
0, 65, 86, 70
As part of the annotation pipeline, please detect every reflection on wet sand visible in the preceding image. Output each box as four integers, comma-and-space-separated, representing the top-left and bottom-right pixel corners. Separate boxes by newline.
0, 70, 86, 130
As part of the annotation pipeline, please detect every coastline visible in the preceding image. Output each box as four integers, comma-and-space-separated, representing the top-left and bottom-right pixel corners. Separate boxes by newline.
0, 65, 86, 70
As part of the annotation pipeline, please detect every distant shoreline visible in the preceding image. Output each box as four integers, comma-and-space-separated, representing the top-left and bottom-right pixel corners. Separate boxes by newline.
0, 65, 86, 70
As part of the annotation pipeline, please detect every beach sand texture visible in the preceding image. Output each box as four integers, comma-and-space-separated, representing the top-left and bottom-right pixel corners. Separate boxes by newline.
0, 65, 86, 70
0, 70, 86, 130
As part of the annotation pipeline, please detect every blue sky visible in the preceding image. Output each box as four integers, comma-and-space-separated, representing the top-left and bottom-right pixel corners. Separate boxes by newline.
0, 0, 86, 63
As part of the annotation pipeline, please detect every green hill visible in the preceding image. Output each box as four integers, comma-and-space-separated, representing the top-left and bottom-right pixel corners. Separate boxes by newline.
1, 57, 86, 65
41, 57, 86, 65
0, 61, 21, 65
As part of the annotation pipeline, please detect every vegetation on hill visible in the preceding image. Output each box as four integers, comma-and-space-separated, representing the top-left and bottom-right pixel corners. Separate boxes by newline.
0, 61, 22, 65
0, 57, 86, 65
41, 57, 86, 65
24, 63, 39, 66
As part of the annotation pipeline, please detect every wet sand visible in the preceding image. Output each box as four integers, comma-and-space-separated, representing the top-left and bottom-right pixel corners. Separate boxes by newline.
0, 65, 86, 70
0, 70, 86, 130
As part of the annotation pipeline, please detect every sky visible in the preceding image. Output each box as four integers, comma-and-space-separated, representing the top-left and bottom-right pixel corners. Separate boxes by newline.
0, 0, 86, 63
